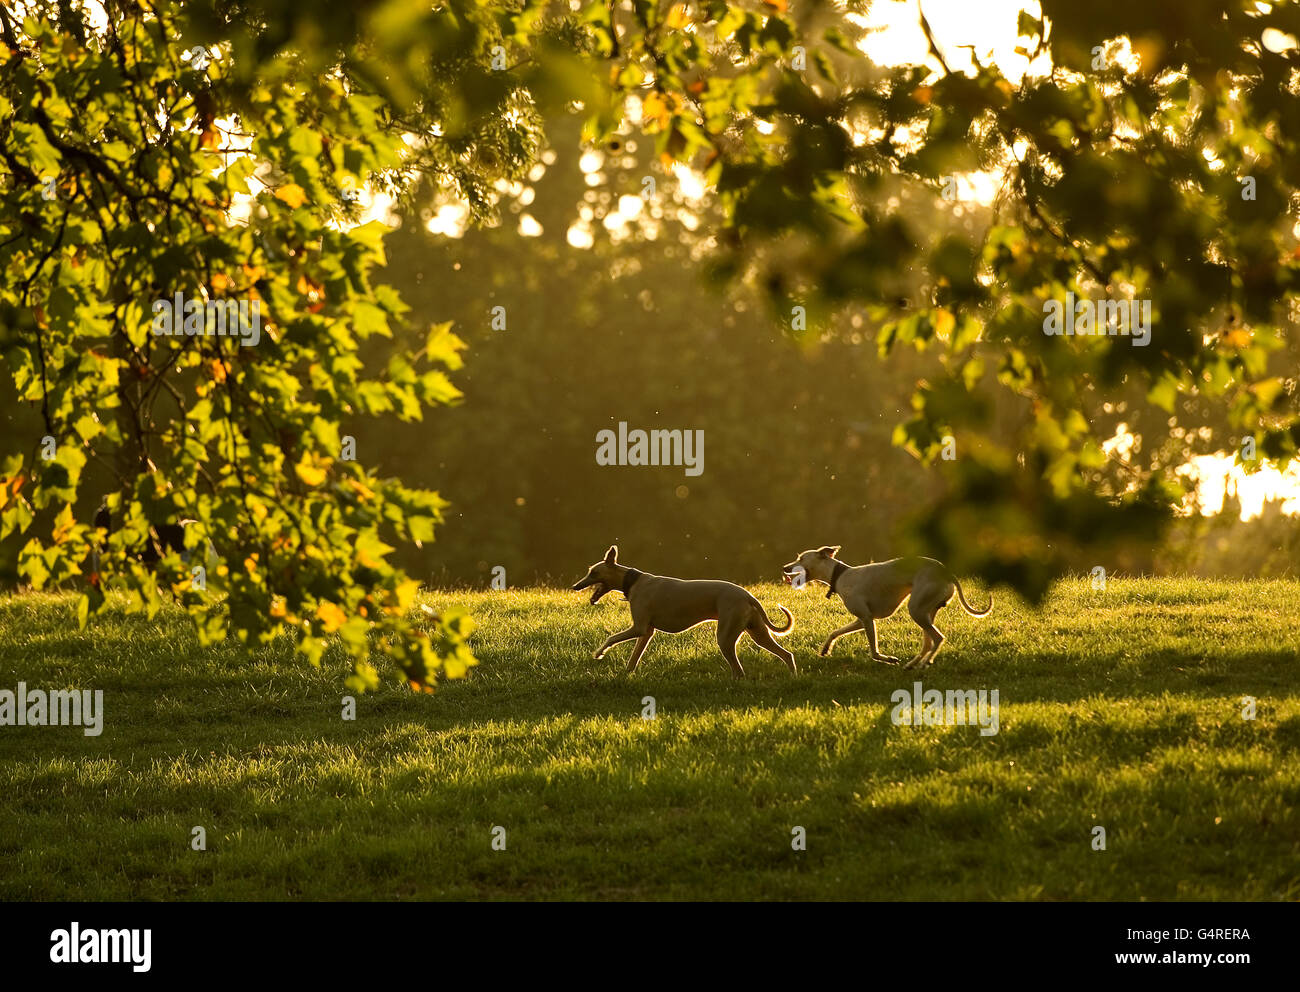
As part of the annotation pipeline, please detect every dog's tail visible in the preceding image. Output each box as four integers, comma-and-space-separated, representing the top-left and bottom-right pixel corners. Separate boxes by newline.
761, 604, 794, 634
953, 578, 992, 617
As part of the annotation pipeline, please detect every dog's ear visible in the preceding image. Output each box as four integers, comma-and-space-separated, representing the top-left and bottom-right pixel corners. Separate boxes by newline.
817, 545, 840, 557
605, 545, 618, 563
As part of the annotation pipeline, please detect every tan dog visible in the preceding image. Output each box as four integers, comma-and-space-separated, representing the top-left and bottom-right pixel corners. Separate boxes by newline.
781, 546, 991, 669
572, 546, 796, 678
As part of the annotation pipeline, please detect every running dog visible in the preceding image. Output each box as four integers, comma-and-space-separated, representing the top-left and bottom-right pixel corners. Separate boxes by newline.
781, 546, 991, 669
572, 545, 796, 678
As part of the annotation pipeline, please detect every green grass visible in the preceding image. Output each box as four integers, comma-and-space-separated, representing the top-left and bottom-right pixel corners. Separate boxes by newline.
2, 577, 1298, 900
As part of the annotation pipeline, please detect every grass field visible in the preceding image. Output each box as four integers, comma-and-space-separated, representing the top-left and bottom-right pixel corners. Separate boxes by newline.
2, 578, 1298, 901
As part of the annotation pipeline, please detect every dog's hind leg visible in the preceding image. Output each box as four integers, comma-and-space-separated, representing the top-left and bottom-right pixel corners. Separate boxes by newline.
625, 630, 656, 673
716, 618, 746, 679
904, 600, 945, 669
906, 629, 933, 667
920, 616, 946, 666
594, 627, 640, 660
748, 621, 797, 675
819, 618, 864, 657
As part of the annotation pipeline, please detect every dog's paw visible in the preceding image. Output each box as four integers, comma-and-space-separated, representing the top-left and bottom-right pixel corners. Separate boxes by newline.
875, 655, 901, 666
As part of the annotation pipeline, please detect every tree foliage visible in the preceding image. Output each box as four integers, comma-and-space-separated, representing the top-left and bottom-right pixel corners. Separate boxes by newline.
2, 0, 1298, 689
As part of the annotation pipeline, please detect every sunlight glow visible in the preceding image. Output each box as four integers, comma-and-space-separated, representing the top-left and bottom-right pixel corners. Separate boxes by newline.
1180, 454, 1300, 519
1105, 425, 1300, 520
851, 0, 1050, 85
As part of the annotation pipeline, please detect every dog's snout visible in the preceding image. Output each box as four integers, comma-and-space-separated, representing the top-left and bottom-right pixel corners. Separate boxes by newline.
572, 575, 593, 591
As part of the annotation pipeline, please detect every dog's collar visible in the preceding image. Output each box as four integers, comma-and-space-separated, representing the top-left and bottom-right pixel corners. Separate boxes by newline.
621, 568, 644, 595
827, 560, 848, 599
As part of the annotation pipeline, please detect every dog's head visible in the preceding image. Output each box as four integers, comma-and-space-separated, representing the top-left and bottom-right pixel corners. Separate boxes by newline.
782, 546, 840, 584
572, 545, 623, 604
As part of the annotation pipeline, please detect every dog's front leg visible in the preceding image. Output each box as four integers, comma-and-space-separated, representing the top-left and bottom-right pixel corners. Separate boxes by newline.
819, 618, 864, 657
594, 627, 640, 660
865, 618, 900, 665
625, 631, 656, 673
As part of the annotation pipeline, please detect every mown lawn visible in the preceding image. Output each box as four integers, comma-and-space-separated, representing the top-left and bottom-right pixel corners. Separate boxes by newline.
1, 578, 1297, 900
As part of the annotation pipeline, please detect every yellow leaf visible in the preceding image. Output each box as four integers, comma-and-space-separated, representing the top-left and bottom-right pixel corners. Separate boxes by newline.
52, 504, 75, 544
270, 598, 287, 618
346, 478, 376, 501
295, 460, 328, 486
396, 578, 421, 609
1253, 377, 1284, 408
665, 4, 690, 28
444, 653, 469, 680
275, 183, 307, 208
762, 0, 787, 11
316, 602, 346, 633
642, 91, 673, 130
934, 309, 955, 339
